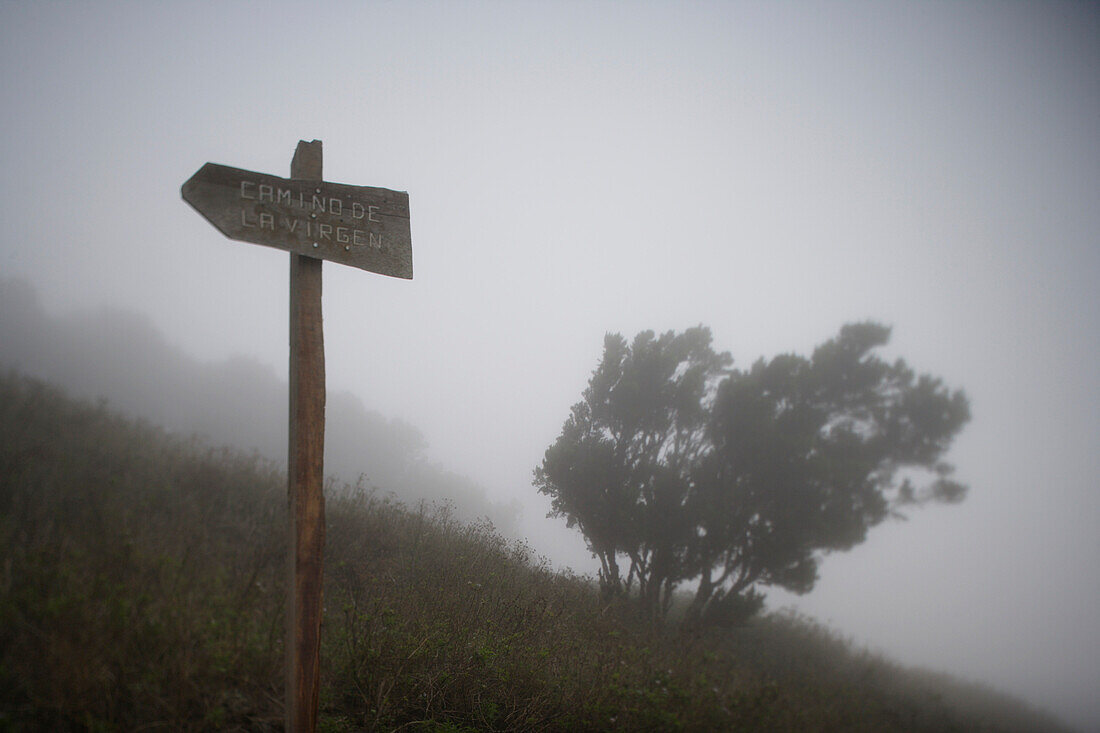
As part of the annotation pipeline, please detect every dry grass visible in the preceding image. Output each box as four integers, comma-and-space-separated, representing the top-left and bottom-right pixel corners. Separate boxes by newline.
0, 373, 1072, 731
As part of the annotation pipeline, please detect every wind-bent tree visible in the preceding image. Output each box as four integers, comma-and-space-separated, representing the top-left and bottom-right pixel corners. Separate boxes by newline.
534, 323, 969, 626
534, 327, 731, 615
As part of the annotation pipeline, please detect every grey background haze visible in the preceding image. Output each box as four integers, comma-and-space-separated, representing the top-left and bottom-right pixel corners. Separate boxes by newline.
0, 279, 521, 531
1, 1, 1097, 729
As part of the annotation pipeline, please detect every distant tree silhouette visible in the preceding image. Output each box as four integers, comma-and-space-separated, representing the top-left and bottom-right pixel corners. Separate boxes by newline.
534, 323, 969, 625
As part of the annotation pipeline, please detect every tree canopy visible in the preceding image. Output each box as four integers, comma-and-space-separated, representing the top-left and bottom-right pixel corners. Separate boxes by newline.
534, 323, 969, 626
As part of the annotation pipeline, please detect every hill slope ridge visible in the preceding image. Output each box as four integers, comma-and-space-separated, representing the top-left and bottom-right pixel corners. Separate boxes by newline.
0, 372, 1073, 731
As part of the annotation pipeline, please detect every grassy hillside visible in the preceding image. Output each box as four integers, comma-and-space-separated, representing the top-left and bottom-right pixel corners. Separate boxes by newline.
0, 373, 1071, 731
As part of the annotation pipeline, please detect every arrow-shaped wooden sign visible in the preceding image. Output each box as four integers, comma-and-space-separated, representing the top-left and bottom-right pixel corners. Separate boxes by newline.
182, 141, 412, 732
182, 162, 412, 278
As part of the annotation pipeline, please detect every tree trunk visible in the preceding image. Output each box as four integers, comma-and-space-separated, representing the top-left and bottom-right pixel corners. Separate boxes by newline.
684, 571, 714, 626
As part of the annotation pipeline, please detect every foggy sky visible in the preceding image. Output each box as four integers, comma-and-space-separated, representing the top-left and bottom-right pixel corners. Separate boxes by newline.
1, 1, 1097, 728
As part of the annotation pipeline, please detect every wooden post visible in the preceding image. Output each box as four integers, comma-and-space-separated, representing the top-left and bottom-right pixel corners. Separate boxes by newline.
287, 139, 325, 733
182, 139, 411, 729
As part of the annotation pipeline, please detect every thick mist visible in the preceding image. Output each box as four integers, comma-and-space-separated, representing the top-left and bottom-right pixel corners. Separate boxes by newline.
0, 280, 518, 531
1, 1, 1098, 729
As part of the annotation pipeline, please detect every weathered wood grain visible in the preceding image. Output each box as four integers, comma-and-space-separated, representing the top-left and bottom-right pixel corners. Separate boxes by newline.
182, 140, 412, 731
182, 160, 412, 279
286, 139, 326, 733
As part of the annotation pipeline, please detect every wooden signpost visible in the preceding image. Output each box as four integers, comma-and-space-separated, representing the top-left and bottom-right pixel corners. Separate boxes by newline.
182, 141, 411, 732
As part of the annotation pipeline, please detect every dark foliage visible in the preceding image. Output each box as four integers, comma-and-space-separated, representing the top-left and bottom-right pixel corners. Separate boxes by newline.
535, 323, 970, 625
